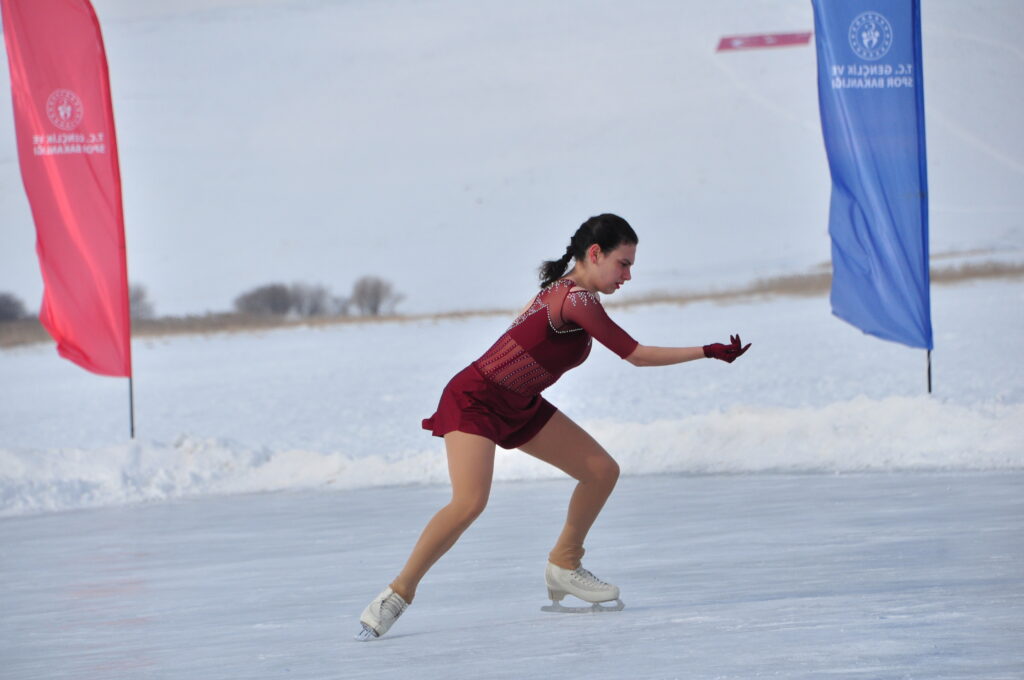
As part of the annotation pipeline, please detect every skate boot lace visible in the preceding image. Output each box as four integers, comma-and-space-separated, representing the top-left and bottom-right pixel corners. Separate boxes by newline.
379, 592, 408, 621
570, 567, 609, 590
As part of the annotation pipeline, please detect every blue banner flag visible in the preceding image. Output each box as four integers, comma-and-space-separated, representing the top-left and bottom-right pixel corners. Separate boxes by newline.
811, 0, 933, 350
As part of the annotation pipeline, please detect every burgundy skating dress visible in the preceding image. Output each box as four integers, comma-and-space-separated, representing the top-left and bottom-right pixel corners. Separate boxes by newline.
422, 279, 639, 449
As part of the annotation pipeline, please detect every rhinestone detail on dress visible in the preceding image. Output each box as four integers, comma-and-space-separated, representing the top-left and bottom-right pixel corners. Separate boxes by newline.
474, 280, 594, 396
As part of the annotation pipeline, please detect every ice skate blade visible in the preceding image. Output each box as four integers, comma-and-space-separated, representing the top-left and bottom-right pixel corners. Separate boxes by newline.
354, 623, 380, 641
541, 598, 625, 614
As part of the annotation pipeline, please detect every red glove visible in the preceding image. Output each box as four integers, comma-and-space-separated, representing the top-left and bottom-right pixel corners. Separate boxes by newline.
703, 334, 751, 363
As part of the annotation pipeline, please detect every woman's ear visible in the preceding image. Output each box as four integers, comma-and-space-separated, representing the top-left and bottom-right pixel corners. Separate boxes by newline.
588, 243, 601, 264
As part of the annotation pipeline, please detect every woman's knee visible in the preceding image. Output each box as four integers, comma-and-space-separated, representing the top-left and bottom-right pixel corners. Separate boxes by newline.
590, 454, 620, 488
448, 491, 489, 526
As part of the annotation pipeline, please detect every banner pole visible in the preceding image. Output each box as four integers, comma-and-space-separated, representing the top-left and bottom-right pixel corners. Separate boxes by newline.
927, 350, 932, 395
129, 375, 136, 438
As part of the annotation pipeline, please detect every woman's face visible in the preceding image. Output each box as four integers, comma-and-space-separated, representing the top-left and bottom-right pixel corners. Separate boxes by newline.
590, 243, 636, 295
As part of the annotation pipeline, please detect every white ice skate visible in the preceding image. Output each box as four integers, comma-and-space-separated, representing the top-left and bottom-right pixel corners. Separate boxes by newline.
355, 586, 408, 641
542, 562, 625, 613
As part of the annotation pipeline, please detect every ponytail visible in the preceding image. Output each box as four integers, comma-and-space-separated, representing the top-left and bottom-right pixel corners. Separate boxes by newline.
537, 213, 638, 288
538, 246, 574, 289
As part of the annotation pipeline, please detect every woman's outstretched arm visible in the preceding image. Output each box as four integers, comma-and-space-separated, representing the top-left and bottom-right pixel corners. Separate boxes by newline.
624, 344, 705, 367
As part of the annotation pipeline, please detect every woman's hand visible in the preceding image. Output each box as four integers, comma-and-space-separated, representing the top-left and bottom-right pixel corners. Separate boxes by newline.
625, 334, 751, 367
703, 334, 751, 363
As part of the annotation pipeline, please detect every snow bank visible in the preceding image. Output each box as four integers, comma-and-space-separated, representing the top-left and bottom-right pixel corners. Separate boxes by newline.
2, 395, 1019, 517
3, 279, 1022, 518
592, 396, 1024, 475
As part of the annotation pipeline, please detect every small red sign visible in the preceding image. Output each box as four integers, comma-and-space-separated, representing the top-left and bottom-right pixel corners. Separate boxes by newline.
717, 32, 813, 52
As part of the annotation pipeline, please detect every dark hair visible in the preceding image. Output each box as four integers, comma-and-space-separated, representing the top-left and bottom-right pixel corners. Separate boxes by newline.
538, 213, 638, 288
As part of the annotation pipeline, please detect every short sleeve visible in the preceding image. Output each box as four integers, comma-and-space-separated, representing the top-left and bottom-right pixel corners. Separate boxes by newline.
561, 291, 639, 359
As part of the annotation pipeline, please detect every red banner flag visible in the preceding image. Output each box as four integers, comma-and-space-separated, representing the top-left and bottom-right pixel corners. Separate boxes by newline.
1, 0, 131, 377
717, 32, 813, 52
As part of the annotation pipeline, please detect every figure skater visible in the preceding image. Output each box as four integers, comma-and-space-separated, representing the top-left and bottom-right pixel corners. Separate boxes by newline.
357, 213, 749, 640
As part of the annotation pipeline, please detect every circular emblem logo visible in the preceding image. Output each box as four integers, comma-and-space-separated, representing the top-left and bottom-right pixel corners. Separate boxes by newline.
849, 11, 893, 61
46, 89, 84, 131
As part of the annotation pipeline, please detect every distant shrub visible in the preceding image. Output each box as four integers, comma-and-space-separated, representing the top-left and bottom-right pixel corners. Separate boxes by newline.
234, 283, 293, 316
130, 284, 156, 320
233, 282, 350, 317
350, 276, 403, 316
0, 292, 27, 321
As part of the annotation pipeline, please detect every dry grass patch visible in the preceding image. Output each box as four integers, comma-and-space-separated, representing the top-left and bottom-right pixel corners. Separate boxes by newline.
2, 260, 1021, 349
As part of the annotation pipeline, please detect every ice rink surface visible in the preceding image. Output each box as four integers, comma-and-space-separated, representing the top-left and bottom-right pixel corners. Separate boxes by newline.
2, 471, 1022, 680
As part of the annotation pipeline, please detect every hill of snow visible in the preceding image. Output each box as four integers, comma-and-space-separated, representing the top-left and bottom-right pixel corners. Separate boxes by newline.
1, 0, 1021, 316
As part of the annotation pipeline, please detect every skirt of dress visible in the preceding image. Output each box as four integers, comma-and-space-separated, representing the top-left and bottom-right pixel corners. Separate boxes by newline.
422, 363, 557, 450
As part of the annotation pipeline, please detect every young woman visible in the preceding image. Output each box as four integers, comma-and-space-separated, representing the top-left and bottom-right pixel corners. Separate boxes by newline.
356, 213, 749, 640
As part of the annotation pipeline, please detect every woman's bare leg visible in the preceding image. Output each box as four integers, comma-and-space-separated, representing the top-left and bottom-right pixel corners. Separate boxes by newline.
518, 411, 620, 570
390, 431, 496, 602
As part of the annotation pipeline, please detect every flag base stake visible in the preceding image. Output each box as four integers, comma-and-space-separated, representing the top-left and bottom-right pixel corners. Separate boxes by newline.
927, 350, 932, 394
129, 375, 136, 438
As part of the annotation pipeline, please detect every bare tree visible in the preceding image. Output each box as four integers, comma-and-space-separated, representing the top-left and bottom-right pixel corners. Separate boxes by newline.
350, 276, 403, 316
0, 292, 27, 321
330, 294, 351, 317
288, 283, 331, 317
129, 284, 156, 320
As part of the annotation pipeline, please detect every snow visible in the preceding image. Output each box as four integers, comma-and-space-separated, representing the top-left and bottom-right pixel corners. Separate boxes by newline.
1, 1, 1023, 677
2, 278, 1022, 517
